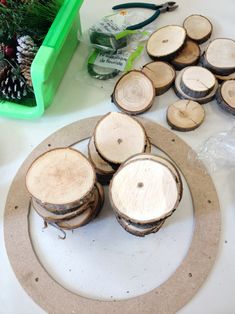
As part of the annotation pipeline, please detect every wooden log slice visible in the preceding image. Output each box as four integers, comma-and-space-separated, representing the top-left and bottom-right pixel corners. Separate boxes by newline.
35, 187, 96, 214
31, 196, 95, 223
26, 148, 96, 211
142, 61, 176, 95
167, 100, 205, 131
116, 215, 165, 237
180, 66, 216, 98
147, 25, 186, 61
88, 136, 115, 175
110, 158, 181, 224
183, 15, 212, 44
111, 70, 155, 115
174, 67, 218, 104
216, 80, 235, 115
204, 39, 235, 75
56, 185, 101, 230
123, 153, 183, 202
171, 40, 201, 70
215, 72, 235, 82
94, 112, 147, 165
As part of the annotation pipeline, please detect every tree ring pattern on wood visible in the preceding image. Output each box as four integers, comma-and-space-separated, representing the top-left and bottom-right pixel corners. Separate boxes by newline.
112, 70, 155, 115
123, 153, 183, 203
183, 15, 213, 44
110, 158, 181, 224
171, 40, 201, 70
94, 112, 147, 165
147, 25, 186, 60
167, 100, 205, 131
142, 61, 176, 95
25, 148, 96, 210
4, 116, 221, 314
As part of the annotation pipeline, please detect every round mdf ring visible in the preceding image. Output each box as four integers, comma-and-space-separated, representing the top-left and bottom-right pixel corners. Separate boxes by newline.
4, 116, 220, 314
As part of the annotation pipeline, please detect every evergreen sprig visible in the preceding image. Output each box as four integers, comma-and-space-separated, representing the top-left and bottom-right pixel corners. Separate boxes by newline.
0, 0, 61, 43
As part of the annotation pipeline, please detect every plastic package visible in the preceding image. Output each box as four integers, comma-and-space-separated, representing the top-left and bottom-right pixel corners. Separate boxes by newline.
188, 127, 235, 172
79, 11, 151, 53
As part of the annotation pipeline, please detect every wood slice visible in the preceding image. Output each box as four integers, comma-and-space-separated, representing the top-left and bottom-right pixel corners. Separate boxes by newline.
56, 185, 101, 230
116, 215, 165, 237
216, 80, 235, 115
180, 66, 216, 98
94, 112, 147, 165
167, 100, 205, 131
26, 148, 96, 210
142, 61, 176, 95
31, 196, 95, 223
183, 15, 212, 44
147, 25, 186, 61
174, 67, 218, 104
171, 40, 201, 70
110, 158, 181, 224
204, 38, 235, 75
88, 136, 115, 175
111, 70, 155, 115
215, 72, 235, 82
123, 153, 183, 203
124, 153, 183, 199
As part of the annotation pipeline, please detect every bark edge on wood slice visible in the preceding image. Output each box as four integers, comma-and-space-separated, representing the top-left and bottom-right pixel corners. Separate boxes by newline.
180, 66, 216, 98
94, 112, 147, 165
183, 15, 212, 44
167, 100, 205, 131
26, 148, 96, 210
111, 70, 155, 115
215, 72, 235, 82
171, 39, 201, 70
31, 196, 95, 223
142, 61, 176, 95
147, 25, 186, 61
56, 184, 103, 230
174, 67, 218, 104
116, 215, 165, 237
88, 136, 115, 175
216, 80, 235, 115
204, 38, 235, 75
110, 158, 181, 224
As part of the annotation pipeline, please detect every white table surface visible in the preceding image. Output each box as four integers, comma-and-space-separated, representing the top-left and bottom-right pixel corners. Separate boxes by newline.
1, 0, 235, 313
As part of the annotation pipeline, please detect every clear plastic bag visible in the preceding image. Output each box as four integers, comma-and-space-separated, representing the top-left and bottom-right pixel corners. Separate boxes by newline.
76, 42, 145, 91
79, 11, 152, 53
188, 127, 235, 173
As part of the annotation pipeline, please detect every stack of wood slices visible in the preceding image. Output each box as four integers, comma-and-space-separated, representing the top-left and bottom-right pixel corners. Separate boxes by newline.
110, 154, 183, 237
174, 66, 218, 104
26, 148, 104, 231
89, 112, 150, 184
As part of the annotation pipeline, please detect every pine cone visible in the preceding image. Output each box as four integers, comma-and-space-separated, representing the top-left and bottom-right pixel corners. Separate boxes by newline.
1, 68, 28, 100
16, 35, 38, 87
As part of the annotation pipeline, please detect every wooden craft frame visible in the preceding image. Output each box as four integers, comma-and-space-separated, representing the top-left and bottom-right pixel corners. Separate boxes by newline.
4, 116, 221, 314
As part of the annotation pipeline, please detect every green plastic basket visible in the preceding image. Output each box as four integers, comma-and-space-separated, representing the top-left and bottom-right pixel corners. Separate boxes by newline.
0, 0, 83, 120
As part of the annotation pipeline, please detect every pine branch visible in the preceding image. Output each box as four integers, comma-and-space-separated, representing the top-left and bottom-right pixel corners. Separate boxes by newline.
0, 0, 61, 43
